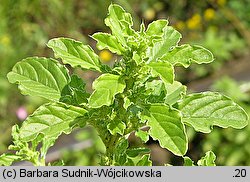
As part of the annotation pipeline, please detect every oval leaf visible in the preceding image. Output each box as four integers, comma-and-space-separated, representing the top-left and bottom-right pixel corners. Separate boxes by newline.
88, 74, 126, 108
92, 32, 125, 55
47, 38, 102, 72
162, 44, 214, 68
19, 103, 87, 141
179, 92, 249, 133
142, 104, 188, 156
7, 57, 70, 101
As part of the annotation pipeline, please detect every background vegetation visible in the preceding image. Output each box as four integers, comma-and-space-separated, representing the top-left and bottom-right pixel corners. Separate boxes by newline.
0, 0, 249, 165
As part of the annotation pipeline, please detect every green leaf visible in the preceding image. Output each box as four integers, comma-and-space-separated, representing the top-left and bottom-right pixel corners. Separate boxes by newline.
7, 125, 45, 166
19, 102, 87, 141
126, 148, 150, 158
165, 81, 187, 106
145, 80, 167, 103
131, 52, 141, 65
147, 61, 174, 84
136, 154, 152, 166
69, 115, 88, 128
146, 80, 166, 96
0, 154, 22, 166
107, 120, 126, 135
115, 138, 129, 155
184, 152, 216, 166
147, 26, 181, 62
135, 130, 149, 142
142, 104, 188, 156
47, 38, 102, 72
124, 158, 134, 166
123, 97, 132, 110
92, 32, 125, 55
162, 44, 214, 68
49, 160, 65, 166
7, 57, 70, 101
179, 92, 249, 133
104, 4, 135, 46
197, 151, 216, 166
183, 157, 195, 166
114, 138, 129, 165
40, 137, 56, 160
146, 19, 168, 37
146, 20, 168, 42
88, 74, 126, 108
60, 75, 90, 106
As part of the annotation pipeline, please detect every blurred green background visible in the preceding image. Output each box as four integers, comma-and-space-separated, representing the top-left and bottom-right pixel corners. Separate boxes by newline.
0, 0, 250, 165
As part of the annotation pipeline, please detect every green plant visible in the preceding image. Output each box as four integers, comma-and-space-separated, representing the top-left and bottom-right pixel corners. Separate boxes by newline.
0, 4, 248, 166
0, 0, 88, 153
201, 77, 250, 165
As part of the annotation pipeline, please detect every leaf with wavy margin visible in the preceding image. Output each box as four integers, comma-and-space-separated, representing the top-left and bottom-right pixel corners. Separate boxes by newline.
19, 103, 87, 141
88, 74, 126, 108
7, 57, 70, 101
47, 38, 102, 72
146, 19, 168, 43
162, 44, 214, 68
142, 104, 187, 156
178, 92, 249, 133
92, 32, 125, 55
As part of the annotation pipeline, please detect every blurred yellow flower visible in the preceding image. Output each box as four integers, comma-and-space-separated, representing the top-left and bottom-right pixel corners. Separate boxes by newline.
187, 14, 201, 30
153, 2, 164, 12
217, 0, 226, 6
143, 8, 156, 21
175, 21, 186, 31
99, 50, 113, 63
204, 8, 215, 21
0, 34, 11, 46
